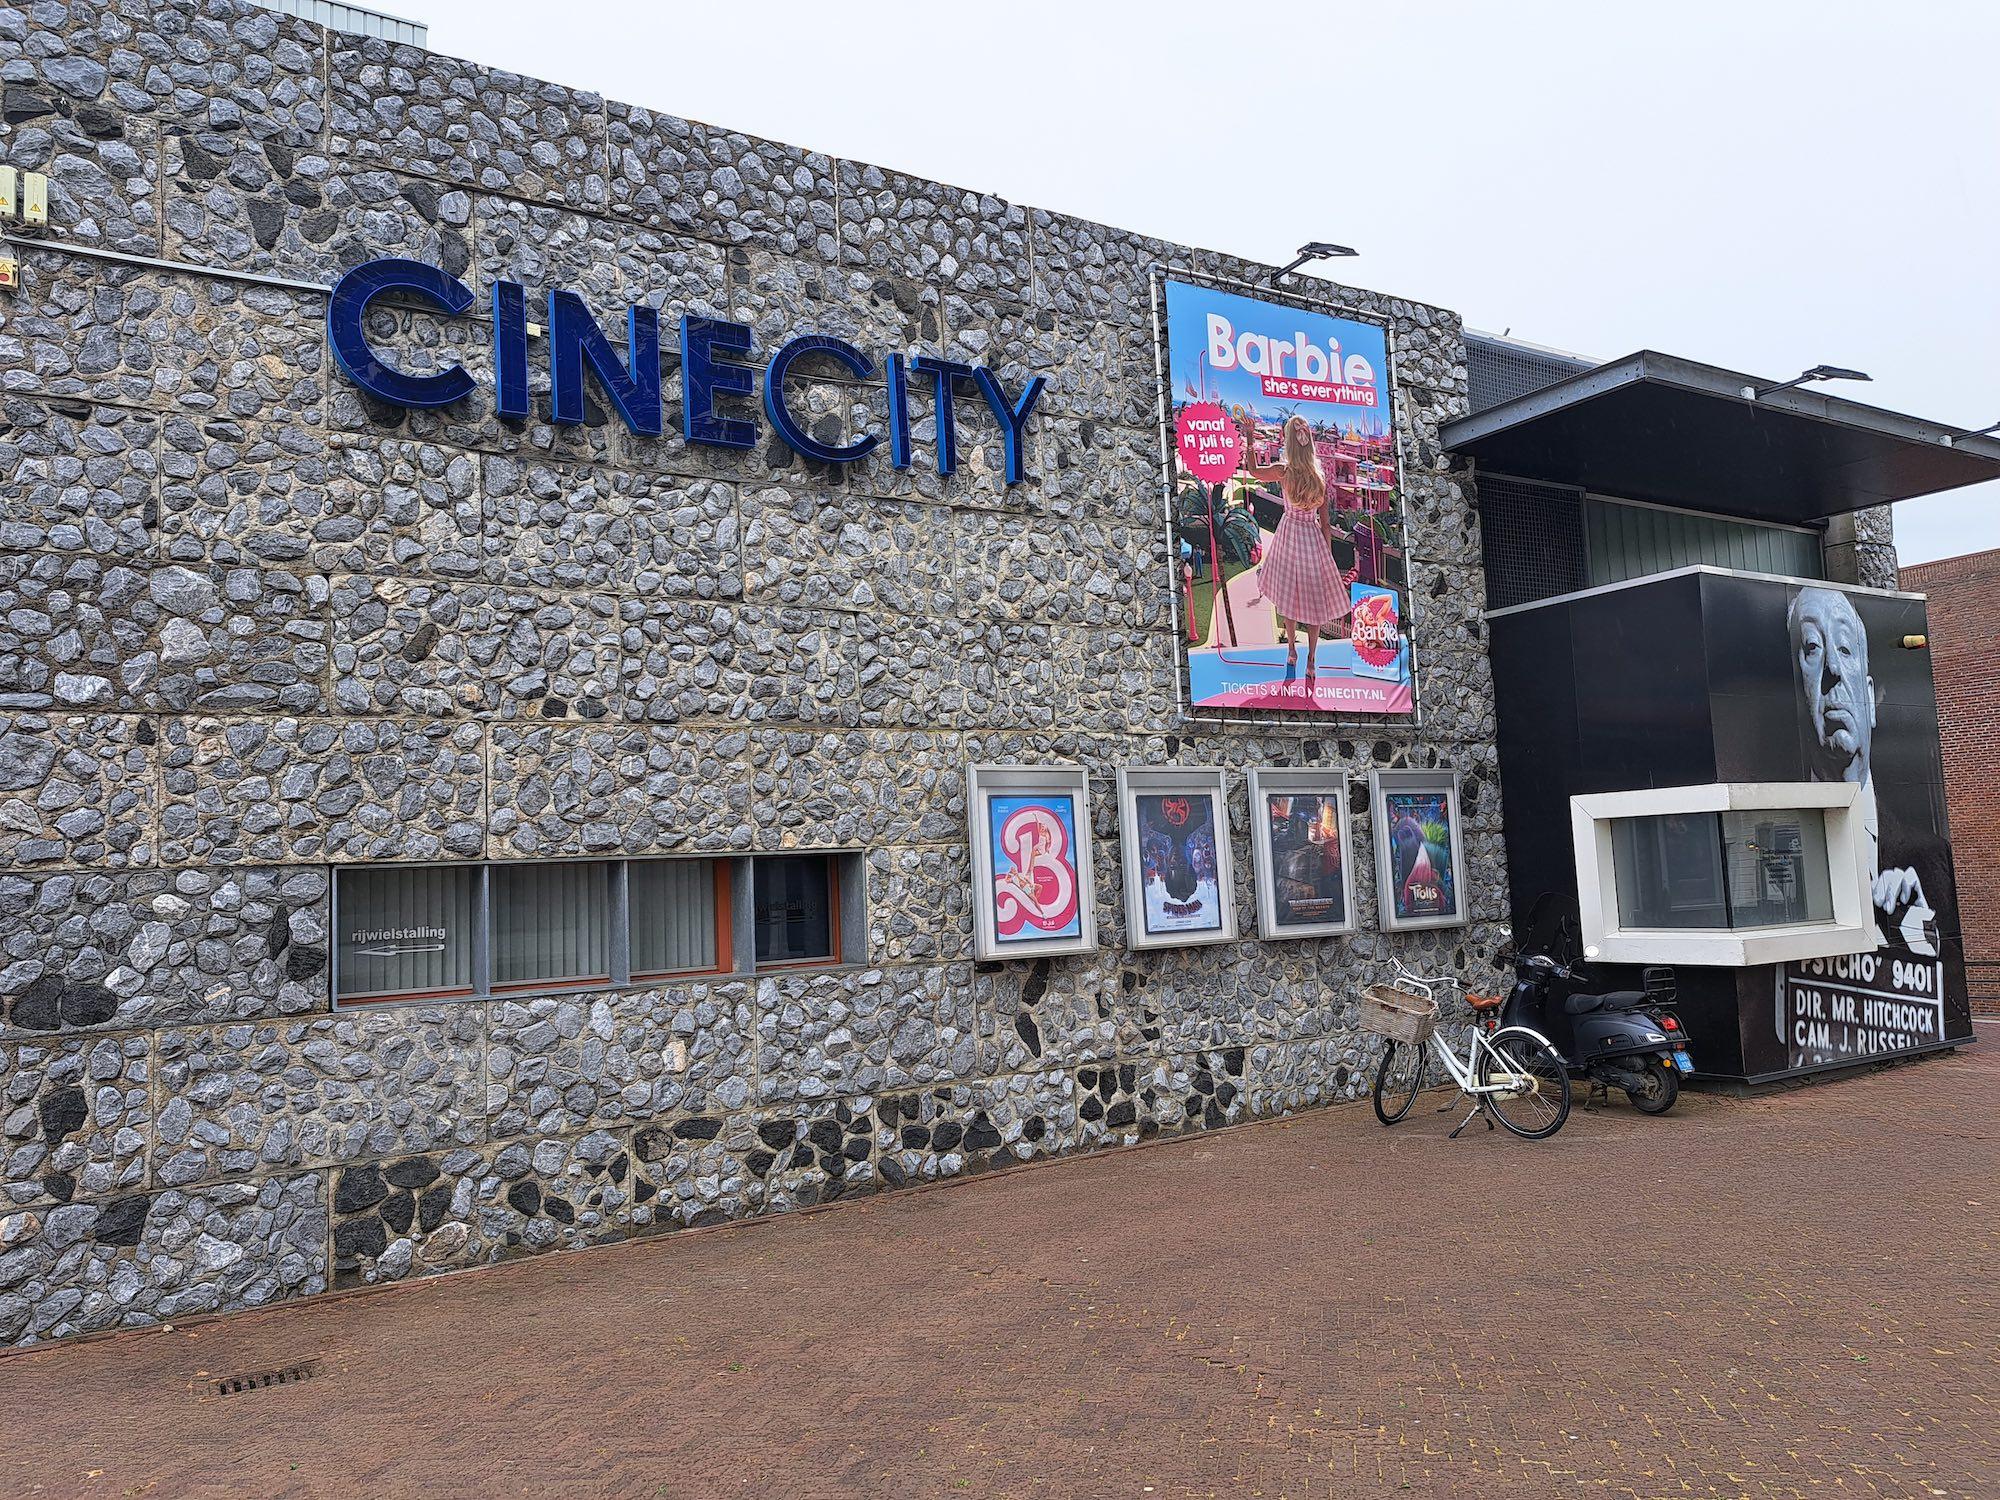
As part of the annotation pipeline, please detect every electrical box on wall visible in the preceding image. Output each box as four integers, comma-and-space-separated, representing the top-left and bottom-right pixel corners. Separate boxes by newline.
0, 167, 49, 227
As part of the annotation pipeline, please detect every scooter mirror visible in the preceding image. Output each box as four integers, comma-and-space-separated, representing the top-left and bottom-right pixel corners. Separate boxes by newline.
1583, 944, 1600, 960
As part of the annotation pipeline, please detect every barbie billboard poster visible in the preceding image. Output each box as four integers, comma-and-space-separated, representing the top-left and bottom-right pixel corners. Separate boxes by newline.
1162, 279, 1414, 715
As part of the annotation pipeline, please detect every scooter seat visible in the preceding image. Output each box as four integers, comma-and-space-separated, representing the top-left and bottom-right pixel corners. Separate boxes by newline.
1564, 990, 1650, 1016
1597, 990, 1652, 1011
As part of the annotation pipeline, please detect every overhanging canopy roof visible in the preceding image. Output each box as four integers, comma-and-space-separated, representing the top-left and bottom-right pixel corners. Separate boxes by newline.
1440, 350, 2000, 525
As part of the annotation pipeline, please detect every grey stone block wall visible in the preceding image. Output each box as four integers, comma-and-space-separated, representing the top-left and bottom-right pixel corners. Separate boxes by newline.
1823, 505, 1900, 591
0, 0, 1508, 1345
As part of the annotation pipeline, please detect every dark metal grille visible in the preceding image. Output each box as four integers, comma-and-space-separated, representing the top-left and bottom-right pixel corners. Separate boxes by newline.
1478, 475, 1588, 610
1465, 333, 1594, 415
211, 1360, 320, 1397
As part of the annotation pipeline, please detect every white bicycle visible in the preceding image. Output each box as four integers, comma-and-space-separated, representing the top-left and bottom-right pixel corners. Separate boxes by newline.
1368, 965, 1571, 1140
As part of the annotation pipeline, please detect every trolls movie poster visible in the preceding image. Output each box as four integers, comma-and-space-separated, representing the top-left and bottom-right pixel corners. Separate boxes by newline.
1162, 278, 1415, 717
1383, 791, 1456, 922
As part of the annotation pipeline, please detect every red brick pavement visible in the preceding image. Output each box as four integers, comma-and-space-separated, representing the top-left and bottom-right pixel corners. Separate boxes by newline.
3, 1036, 1995, 1500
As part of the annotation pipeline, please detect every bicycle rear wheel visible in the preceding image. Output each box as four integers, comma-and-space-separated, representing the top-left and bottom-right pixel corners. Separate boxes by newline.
1372, 1039, 1428, 1125
1477, 1028, 1570, 1139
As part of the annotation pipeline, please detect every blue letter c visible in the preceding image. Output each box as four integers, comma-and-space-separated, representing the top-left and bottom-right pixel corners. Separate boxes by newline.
763, 335, 880, 464
327, 257, 477, 409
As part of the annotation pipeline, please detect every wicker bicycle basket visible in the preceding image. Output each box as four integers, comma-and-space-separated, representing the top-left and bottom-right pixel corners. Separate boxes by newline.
1359, 983, 1439, 1045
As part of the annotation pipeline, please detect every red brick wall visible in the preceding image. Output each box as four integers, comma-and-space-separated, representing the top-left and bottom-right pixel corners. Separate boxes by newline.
1902, 549, 2000, 1016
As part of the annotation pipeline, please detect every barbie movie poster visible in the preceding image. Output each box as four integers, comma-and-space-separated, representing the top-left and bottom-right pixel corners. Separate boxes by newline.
1383, 790, 1456, 922
1136, 792, 1224, 935
1163, 278, 1415, 716
986, 794, 1084, 943
1262, 792, 1347, 930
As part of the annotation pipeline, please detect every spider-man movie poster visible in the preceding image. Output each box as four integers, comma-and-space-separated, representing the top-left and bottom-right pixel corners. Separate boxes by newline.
1137, 792, 1224, 935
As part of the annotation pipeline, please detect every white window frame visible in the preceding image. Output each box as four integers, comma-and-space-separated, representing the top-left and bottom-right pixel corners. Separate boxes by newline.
1570, 781, 1873, 966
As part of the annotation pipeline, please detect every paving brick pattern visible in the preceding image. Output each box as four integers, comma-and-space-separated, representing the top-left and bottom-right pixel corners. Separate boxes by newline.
1, 1038, 1993, 1499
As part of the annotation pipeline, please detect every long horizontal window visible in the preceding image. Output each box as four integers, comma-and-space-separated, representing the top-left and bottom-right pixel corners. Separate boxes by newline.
1610, 810, 1834, 931
334, 853, 852, 1007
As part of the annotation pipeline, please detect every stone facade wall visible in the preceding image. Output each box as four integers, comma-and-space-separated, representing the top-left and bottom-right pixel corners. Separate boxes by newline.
0, 0, 1503, 1345
1822, 504, 1899, 590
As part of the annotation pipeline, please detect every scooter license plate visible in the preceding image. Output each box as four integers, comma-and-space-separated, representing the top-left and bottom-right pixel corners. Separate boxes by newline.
1670, 1049, 1694, 1074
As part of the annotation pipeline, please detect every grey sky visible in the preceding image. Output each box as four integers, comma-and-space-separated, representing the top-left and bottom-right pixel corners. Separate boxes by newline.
405, 0, 1999, 566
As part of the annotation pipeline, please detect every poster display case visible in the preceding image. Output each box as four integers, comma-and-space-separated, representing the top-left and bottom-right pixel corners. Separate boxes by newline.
1116, 766, 1239, 949
966, 764, 1099, 962
1369, 767, 1468, 931
1246, 768, 1356, 939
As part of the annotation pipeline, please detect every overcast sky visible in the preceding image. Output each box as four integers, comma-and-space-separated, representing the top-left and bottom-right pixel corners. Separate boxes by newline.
408, 0, 1998, 567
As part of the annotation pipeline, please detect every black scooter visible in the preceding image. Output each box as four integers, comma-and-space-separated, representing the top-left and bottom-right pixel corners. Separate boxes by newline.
1497, 898, 1694, 1113
1500, 951, 1691, 1113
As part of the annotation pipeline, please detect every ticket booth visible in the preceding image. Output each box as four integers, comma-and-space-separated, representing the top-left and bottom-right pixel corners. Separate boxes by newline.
1449, 346, 1993, 1081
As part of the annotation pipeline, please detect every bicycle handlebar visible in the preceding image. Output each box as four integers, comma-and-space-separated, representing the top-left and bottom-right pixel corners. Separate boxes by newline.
1389, 963, 1463, 999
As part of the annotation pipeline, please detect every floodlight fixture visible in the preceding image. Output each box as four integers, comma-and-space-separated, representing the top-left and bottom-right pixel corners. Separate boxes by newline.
1274, 241, 1359, 281
1749, 364, 1874, 399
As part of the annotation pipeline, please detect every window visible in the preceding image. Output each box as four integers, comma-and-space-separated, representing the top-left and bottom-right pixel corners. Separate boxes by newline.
1572, 783, 1870, 967
1611, 814, 1726, 929
336, 864, 477, 1003
630, 858, 725, 978
1611, 810, 1834, 932
753, 855, 839, 966
334, 853, 855, 1006
1721, 810, 1833, 929
490, 862, 611, 990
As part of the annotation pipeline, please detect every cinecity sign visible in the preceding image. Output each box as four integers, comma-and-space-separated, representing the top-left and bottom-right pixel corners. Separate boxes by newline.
326, 257, 1046, 483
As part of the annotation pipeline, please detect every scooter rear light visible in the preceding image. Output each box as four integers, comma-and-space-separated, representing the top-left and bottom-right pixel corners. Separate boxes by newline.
1662, 1015, 1679, 1031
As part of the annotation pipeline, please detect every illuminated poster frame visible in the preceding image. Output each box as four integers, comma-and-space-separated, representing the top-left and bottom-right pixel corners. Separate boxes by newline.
966, 764, 1099, 962
1116, 766, 1240, 950
1246, 767, 1357, 940
1369, 767, 1468, 932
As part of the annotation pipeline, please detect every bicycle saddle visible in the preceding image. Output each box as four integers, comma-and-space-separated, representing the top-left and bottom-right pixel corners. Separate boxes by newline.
1467, 993, 1504, 1014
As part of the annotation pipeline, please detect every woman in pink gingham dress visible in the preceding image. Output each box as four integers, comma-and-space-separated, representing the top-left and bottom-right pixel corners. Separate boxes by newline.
1241, 415, 1354, 684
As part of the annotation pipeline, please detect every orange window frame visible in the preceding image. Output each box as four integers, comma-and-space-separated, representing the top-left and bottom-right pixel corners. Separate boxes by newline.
753, 854, 842, 970
631, 859, 736, 981
337, 983, 477, 1008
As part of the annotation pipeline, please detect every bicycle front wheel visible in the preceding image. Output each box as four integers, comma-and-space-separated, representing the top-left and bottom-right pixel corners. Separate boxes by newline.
1373, 1039, 1428, 1125
1478, 1028, 1571, 1139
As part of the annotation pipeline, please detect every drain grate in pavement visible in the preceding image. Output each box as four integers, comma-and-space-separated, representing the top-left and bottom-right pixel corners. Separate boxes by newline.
210, 1359, 321, 1397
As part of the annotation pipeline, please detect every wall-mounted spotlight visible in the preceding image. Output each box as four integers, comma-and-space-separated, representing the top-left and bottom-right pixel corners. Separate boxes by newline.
1274, 241, 1358, 282
1744, 364, 1873, 400
1940, 417, 2000, 448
